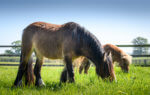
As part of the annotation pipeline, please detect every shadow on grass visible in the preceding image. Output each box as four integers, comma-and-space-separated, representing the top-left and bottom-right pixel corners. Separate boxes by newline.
10, 82, 66, 91
42, 82, 63, 91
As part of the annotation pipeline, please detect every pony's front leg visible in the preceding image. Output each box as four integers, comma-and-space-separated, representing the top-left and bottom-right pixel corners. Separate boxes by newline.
60, 67, 68, 83
84, 61, 90, 74
64, 56, 75, 83
79, 63, 84, 74
34, 58, 45, 86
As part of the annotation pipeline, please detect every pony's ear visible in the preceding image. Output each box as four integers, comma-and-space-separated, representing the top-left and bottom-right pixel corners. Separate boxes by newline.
121, 55, 126, 59
103, 52, 107, 62
122, 55, 132, 64
107, 51, 112, 58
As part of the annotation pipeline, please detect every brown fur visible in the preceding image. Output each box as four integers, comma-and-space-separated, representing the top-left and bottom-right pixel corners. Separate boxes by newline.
13, 22, 116, 87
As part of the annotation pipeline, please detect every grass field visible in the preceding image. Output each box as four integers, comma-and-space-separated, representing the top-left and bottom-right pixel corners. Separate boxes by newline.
0, 65, 150, 95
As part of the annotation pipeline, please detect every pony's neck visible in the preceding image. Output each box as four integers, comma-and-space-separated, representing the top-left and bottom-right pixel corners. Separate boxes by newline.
81, 33, 104, 65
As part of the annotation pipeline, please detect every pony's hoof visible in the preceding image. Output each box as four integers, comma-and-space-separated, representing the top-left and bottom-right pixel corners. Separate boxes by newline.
60, 76, 67, 83
12, 80, 22, 88
16, 80, 23, 87
68, 78, 75, 83
18, 80, 23, 86
60, 79, 67, 83
114, 79, 117, 83
36, 79, 46, 87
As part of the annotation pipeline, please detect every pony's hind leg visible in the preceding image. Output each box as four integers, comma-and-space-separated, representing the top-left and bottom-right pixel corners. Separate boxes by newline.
14, 48, 33, 86
34, 56, 45, 86
25, 56, 35, 85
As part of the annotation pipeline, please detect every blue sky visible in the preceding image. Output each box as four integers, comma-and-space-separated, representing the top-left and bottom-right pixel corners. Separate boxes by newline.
0, 0, 150, 53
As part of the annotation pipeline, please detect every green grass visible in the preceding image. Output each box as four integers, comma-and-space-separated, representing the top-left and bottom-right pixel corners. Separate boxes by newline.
0, 66, 150, 95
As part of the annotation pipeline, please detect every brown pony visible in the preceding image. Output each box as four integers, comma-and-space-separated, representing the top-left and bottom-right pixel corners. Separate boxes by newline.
73, 56, 90, 74
76, 44, 132, 74
103, 44, 132, 72
13, 22, 116, 87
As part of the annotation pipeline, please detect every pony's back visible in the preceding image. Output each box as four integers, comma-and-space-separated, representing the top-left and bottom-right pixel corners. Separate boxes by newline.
103, 44, 125, 55
103, 44, 131, 60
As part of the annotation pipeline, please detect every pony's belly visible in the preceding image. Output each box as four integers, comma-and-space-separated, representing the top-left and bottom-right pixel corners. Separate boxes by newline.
34, 43, 63, 59
43, 50, 63, 59
37, 48, 63, 59
32, 31, 64, 59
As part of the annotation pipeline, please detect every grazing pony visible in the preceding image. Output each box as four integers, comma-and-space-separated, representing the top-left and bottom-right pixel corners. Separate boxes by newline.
75, 44, 132, 74
103, 44, 132, 72
73, 56, 90, 74
13, 22, 116, 87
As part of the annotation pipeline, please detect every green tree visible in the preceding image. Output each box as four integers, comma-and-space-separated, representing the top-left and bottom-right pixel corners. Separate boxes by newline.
4, 40, 21, 55
132, 37, 149, 55
11, 40, 21, 55
4, 50, 14, 55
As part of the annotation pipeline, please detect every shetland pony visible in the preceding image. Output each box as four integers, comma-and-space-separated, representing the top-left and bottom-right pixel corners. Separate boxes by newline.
75, 44, 132, 74
13, 22, 116, 87
103, 44, 132, 72
73, 56, 90, 74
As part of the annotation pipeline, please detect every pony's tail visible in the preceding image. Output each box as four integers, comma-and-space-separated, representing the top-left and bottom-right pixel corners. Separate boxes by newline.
25, 56, 35, 85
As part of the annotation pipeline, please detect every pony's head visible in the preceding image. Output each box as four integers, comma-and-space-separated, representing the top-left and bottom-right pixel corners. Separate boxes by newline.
70, 23, 116, 81
95, 51, 116, 81
120, 55, 132, 73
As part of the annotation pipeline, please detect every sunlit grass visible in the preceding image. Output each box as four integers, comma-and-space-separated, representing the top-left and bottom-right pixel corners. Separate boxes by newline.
0, 65, 150, 95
